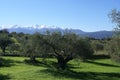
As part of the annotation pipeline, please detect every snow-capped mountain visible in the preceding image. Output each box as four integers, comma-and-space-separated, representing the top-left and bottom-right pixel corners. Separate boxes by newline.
0, 25, 113, 39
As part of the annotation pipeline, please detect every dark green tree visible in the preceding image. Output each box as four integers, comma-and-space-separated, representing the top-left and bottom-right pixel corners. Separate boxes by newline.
23, 33, 46, 61
43, 32, 94, 70
0, 30, 12, 53
7, 37, 21, 54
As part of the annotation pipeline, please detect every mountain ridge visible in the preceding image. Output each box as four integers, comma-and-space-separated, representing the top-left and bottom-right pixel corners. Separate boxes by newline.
0, 25, 113, 39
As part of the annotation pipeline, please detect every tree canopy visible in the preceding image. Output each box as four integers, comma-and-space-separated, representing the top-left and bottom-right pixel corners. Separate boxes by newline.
0, 30, 13, 53
42, 32, 94, 69
108, 9, 120, 62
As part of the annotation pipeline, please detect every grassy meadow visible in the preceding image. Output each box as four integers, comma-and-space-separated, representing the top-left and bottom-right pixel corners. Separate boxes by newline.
0, 56, 120, 80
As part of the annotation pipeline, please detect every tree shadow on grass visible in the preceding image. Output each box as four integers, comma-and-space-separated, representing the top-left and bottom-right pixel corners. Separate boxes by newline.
24, 58, 120, 80
92, 55, 110, 59
0, 74, 11, 80
24, 59, 56, 68
40, 68, 120, 80
66, 63, 81, 69
34, 59, 120, 80
0, 58, 15, 67
86, 60, 120, 68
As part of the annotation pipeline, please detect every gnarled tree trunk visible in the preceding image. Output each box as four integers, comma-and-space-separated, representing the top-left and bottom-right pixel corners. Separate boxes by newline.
56, 54, 73, 70
57, 56, 67, 70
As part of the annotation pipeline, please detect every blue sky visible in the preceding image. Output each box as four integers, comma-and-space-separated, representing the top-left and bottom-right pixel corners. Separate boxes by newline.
0, 0, 120, 32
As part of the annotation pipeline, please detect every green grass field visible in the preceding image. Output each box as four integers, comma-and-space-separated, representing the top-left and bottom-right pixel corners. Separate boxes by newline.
0, 56, 120, 80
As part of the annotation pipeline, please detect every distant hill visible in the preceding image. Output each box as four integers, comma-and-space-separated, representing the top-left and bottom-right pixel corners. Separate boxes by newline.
0, 25, 113, 39
84, 31, 113, 39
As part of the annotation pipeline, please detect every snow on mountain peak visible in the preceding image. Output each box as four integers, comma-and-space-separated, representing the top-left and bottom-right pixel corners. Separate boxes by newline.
0, 24, 59, 30
0, 24, 68, 31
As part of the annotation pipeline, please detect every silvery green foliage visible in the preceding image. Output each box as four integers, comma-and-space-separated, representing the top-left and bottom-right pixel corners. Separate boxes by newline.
109, 9, 120, 35
108, 9, 120, 62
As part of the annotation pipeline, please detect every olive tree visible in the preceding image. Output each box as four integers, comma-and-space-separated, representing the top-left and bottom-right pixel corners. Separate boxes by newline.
23, 33, 48, 62
43, 32, 94, 70
7, 37, 21, 54
108, 9, 120, 62
107, 37, 120, 62
0, 30, 12, 53
91, 40, 104, 54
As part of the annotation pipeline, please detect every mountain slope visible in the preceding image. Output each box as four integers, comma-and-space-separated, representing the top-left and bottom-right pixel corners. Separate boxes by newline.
84, 31, 113, 39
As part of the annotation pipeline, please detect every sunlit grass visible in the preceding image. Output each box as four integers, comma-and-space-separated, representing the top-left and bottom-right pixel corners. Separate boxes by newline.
0, 56, 120, 80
